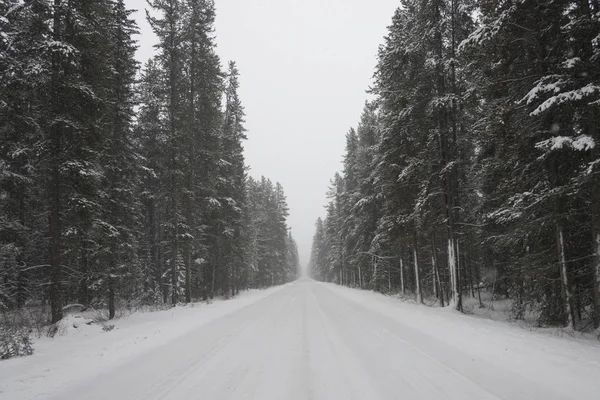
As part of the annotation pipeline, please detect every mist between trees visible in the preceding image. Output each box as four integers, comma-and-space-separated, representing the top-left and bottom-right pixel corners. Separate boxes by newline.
309, 0, 600, 332
0, 0, 300, 339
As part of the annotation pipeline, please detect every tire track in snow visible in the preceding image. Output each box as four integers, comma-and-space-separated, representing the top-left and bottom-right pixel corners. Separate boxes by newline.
317, 283, 568, 400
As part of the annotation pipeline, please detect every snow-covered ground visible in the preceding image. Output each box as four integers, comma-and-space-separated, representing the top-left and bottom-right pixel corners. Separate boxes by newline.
0, 285, 287, 399
1, 279, 599, 399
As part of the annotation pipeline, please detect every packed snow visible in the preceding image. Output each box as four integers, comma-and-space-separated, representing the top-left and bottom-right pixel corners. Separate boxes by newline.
1, 279, 599, 400
0, 286, 286, 399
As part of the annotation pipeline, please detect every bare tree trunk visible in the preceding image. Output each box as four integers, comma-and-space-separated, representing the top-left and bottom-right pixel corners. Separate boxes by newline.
49, 0, 63, 324
432, 233, 444, 307
230, 247, 235, 298
466, 239, 475, 298
158, 211, 169, 304
373, 256, 378, 291
399, 246, 405, 295
210, 261, 216, 300
388, 262, 392, 293
358, 265, 362, 289
170, 184, 178, 305
182, 175, 191, 304
185, 244, 191, 303
556, 223, 575, 329
168, 0, 180, 307
78, 243, 89, 306
413, 238, 422, 304
108, 275, 115, 320
148, 199, 159, 298
476, 261, 483, 308
450, 0, 462, 313
448, 238, 458, 307
455, 239, 461, 302
210, 242, 218, 300
432, 252, 437, 298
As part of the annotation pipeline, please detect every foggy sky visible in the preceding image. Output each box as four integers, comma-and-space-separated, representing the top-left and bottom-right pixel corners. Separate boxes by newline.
125, 0, 399, 268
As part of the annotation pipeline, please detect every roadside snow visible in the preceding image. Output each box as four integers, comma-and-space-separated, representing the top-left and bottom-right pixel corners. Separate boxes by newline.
0, 285, 286, 399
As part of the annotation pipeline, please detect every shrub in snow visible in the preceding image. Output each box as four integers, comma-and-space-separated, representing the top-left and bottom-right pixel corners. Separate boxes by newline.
0, 306, 51, 338
0, 325, 33, 360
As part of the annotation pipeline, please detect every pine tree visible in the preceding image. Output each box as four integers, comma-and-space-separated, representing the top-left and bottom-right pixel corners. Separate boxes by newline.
147, 0, 186, 304
136, 58, 169, 304
309, 218, 328, 281
286, 230, 300, 280
179, 0, 223, 301
0, 0, 46, 309
245, 177, 294, 287
97, 0, 141, 318
219, 61, 247, 297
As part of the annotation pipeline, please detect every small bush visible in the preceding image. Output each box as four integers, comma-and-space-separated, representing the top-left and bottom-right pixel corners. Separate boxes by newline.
462, 303, 475, 315
0, 325, 33, 360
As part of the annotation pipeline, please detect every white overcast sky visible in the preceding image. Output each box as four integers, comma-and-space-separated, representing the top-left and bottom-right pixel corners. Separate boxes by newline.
125, 0, 399, 267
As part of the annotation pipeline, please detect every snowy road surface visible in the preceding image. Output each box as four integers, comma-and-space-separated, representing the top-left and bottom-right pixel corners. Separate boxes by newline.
2, 279, 600, 399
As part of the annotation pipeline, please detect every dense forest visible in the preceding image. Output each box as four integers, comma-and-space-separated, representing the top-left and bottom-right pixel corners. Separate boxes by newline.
0, 0, 300, 327
310, 0, 600, 331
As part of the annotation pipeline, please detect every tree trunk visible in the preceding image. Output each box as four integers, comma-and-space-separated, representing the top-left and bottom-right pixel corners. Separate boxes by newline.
78, 243, 89, 306
556, 223, 575, 329
413, 238, 422, 304
49, 0, 63, 324
433, 0, 461, 312
358, 265, 362, 289
399, 246, 405, 295
432, 233, 444, 307
466, 239, 475, 298
108, 239, 118, 320
388, 262, 392, 293
168, 0, 179, 307
432, 252, 437, 299
476, 260, 483, 308
158, 210, 168, 304
108, 275, 115, 320
185, 243, 191, 303
373, 256, 378, 291
210, 244, 218, 300
450, 0, 462, 313
171, 184, 178, 305
448, 238, 459, 307
184, 11, 197, 304
182, 177, 191, 304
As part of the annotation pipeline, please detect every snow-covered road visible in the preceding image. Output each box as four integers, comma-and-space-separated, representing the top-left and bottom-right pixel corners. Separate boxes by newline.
3, 279, 600, 399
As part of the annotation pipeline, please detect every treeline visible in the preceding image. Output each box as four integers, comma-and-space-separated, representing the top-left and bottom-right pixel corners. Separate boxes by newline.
0, 0, 299, 323
310, 0, 600, 331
